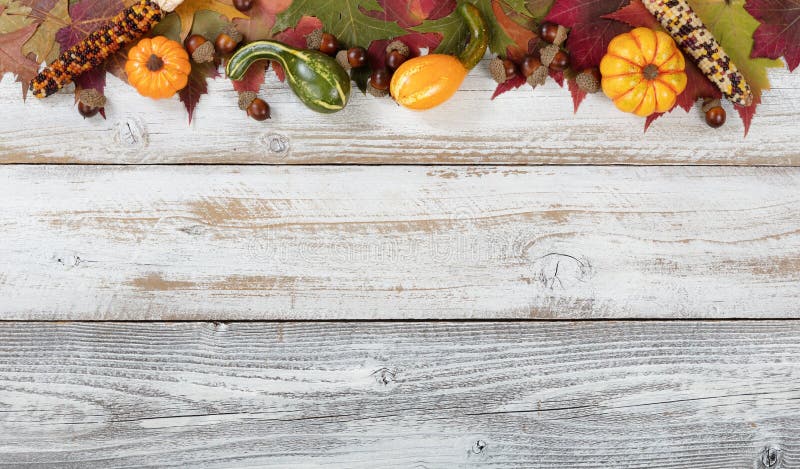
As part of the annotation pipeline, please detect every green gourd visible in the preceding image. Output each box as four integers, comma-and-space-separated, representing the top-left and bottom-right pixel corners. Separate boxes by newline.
226, 40, 351, 114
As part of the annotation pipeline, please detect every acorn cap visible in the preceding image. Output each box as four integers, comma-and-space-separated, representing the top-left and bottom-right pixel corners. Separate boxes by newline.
238, 91, 258, 111
191, 41, 215, 63
306, 28, 323, 50
221, 24, 242, 43
488, 57, 507, 83
539, 44, 559, 68
336, 50, 351, 71
553, 25, 568, 46
576, 69, 600, 93
385, 40, 409, 57
78, 88, 106, 108
702, 98, 722, 113
527, 65, 548, 87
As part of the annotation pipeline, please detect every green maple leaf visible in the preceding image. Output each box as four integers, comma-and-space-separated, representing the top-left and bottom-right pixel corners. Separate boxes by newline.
272, 0, 405, 48
412, 7, 468, 54
415, 0, 539, 56
688, 0, 783, 101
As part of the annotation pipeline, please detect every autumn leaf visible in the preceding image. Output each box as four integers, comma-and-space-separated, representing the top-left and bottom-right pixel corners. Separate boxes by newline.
0, 22, 38, 92
0, 0, 32, 33
746, 0, 800, 72
491, 73, 526, 98
689, 0, 783, 134
56, 0, 121, 49
231, 59, 265, 91
20, 0, 70, 64
601, 0, 657, 28
567, 77, 586, 112
233, 0, 290, 42
412, 5, 465, 54
375, 0, 455, 27
415, 0, 536, 58
546, 0, 630, 71
273, 0, 405, 48
174, 0, 247, 40
180, 60, 220, 123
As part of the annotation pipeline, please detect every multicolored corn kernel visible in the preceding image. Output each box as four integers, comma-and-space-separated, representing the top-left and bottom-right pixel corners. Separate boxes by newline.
643, 0, 752, 106
29, 0, 164, 98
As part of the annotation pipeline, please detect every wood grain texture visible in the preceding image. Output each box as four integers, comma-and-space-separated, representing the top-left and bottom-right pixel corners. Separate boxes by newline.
2, 165, 799, 319
0, 321, 797, 468
1, 65, 799, 165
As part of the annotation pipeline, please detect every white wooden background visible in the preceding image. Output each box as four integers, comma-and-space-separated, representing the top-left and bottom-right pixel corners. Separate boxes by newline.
1, 59, 800, 467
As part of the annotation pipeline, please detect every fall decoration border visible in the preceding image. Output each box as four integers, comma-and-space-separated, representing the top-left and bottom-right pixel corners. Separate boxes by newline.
1, 0, 797, 134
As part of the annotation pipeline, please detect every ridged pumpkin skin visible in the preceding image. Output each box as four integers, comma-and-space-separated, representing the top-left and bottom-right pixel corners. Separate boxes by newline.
126, 36, 190, 100
600, 27, 687, 117
390, 54, 467, 110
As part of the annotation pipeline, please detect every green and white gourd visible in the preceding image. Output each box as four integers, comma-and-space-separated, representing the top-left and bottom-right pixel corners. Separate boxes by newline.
227, 40, 351, 114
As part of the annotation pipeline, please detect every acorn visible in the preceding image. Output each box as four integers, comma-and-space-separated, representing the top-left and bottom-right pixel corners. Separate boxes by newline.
336, 50, 351, 72
702, 98, 726, 128
489, 57, 508, 83
385, 40, 410, 57
306, 28, 323, 50
77, 89, 106, 118
576, 68, 601, 93
247, 98, 270, 121
215, 25, 242, 55
186, 35, 214, 63
238, 91, 258, 111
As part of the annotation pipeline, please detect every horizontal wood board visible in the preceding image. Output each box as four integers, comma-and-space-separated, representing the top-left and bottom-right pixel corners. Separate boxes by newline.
2, 165, 799, 319
0, 321, 798, 468
1, 65, 799, 165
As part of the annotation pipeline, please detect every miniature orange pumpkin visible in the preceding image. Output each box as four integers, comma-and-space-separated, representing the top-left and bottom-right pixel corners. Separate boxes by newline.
125, 36, 191, 99
600, 27, 688, 117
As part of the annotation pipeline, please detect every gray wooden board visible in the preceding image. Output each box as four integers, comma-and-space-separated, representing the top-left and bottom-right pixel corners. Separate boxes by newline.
0, 321, 797, 468
2, 165, 800, 319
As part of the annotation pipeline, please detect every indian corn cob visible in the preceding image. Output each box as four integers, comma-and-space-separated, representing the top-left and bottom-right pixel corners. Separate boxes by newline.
29, 0, 168, 98
642, 0, 753, 106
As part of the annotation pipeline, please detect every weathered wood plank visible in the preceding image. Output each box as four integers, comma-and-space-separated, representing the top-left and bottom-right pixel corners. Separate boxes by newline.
1, 165, 799, 319
2, 65, 798, 165
0, 321, 797, 468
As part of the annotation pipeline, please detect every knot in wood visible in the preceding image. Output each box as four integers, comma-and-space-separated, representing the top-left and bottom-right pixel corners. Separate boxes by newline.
371, 367, 397, 386
471, 440, 487, 455
112, 118, 148, 151
260, 133, 290, 157
760, 446, 781, 468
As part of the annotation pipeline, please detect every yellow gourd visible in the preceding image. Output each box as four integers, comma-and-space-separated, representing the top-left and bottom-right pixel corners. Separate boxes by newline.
126, 36, 191, 100
600, 27, 688, 117
390, 55, 468, 110
390, 3, 487, 111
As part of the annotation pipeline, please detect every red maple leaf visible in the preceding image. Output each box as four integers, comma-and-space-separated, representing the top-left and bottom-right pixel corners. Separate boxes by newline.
179, 61, 220, 124
746, 0, 800, 72
567, 78, 587, 112
491, 74, 527, 99
546, 0, 632, 71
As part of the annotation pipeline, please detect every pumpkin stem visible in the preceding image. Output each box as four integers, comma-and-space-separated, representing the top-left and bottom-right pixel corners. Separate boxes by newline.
146, 54, 165, 72
643, 64, 659, 80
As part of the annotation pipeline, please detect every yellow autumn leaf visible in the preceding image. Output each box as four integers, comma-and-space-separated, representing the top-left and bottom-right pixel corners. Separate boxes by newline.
174, 0, 247, 40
